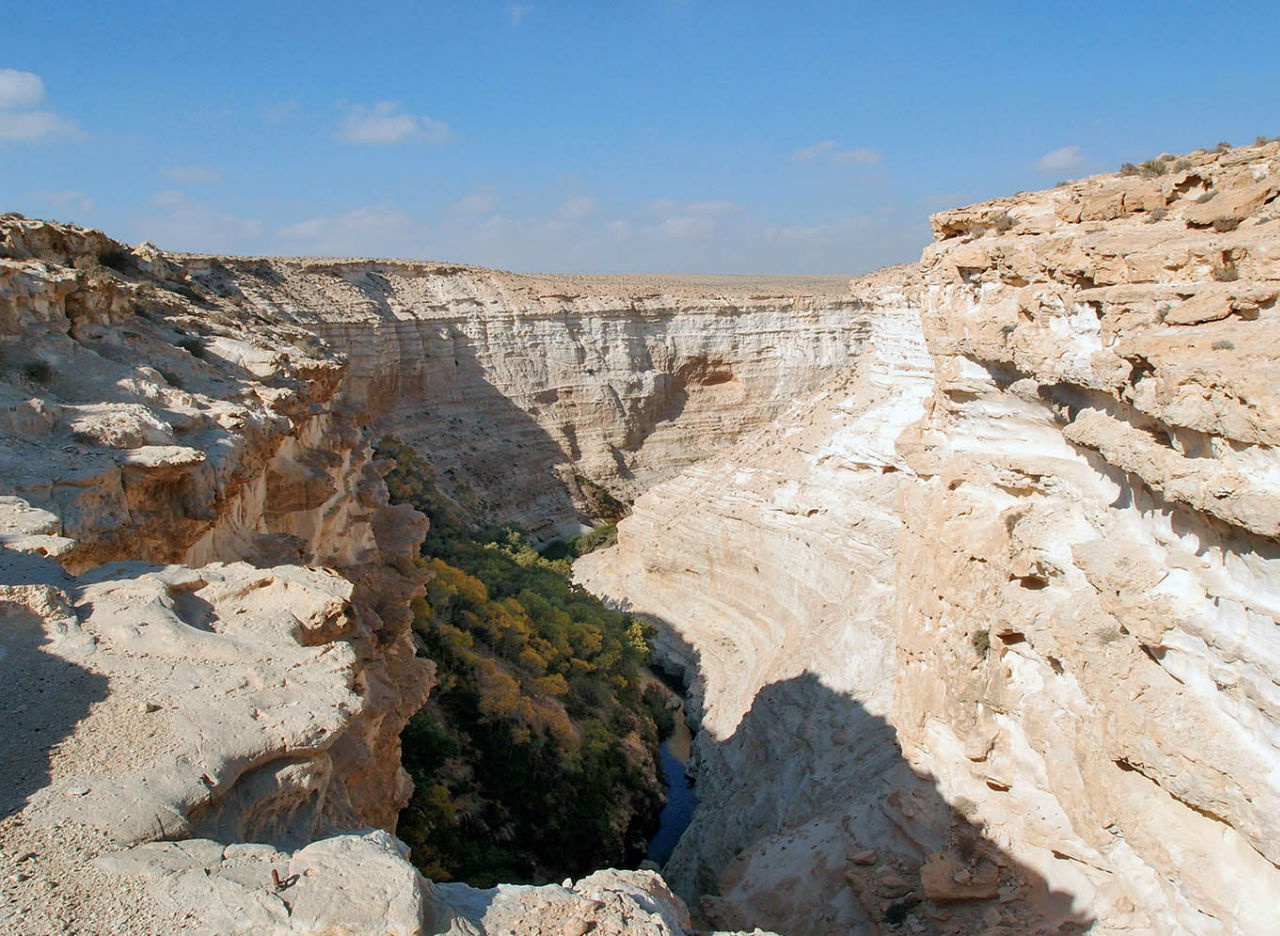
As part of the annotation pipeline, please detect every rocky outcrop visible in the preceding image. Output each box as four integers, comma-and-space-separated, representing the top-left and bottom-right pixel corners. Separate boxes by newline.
101, 834, 723, 936
0, 216, 833, 933
0, 217, 433, 932
894, 141, 1280, 934
576, 279, 1029, 935
4, 140, 1279, 936
578, 142, 1280, 935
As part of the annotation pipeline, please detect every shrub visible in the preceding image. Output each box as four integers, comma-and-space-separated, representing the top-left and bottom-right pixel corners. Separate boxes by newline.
1171, 158, 1191, 172
20, 359, 52, 384
376, 436, 663, 886
992, 213, 1015, 234
1211, 262, 1238, 282
98, 248, 135, 274
1145, 207, 1169, 223
176, 337, 206, 358
1119, 162, 1139, 176
1139, 157, 1168, 178
1215, 140, 1231, 153
166, 282, 204, 303
1212, 340, 1235, 350
971, 629, 990, 657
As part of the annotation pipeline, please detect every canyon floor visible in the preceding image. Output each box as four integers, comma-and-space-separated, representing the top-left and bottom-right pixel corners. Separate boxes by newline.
1, 140, 1279, 935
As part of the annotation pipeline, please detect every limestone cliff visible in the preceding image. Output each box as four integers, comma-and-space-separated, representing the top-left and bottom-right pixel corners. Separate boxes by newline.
0, 215, 837, 934
178, 255, 865, 536
0, 216, 434, 931
3, 140, 1278, 936
896, 141, 1280, 934
578, 142, 1280, 936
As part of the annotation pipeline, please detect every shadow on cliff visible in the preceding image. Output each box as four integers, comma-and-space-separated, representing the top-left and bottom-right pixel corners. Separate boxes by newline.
644, 620, 1095, 936
366, 317, 592, 539
0, 548, 109, 821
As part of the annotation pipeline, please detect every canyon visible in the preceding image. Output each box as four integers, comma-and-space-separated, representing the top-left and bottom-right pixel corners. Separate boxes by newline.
0, 139, 1277, 935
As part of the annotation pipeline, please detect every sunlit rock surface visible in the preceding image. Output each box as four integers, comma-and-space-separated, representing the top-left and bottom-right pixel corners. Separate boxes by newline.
579, 141, 1280, 935
3, 140, 1279, 935
190, 256, 875, 536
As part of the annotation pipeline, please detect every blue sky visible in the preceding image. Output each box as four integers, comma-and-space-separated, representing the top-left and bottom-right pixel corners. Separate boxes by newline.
3, 1, 1277, 273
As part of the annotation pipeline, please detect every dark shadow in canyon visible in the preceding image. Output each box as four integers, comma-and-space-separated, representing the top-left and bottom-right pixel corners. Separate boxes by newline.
307, 284, 589, 537
394, 334, 583, 538
637, 615, 1095, 936
0, 548, 109, 822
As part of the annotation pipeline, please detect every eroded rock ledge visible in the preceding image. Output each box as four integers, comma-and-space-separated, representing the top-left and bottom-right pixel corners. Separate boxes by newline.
3, 140, 1278, 936
177, 254, 872, 536
578, 141, 1280, 935
0, 216, 830, 933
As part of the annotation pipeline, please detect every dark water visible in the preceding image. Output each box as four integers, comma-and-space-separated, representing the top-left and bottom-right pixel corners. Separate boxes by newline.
646, 739, 698, 866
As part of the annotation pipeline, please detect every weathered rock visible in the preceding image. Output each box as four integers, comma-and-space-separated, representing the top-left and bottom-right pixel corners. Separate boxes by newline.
5, 142, 1280, 935
580, 140, 1280, 936
199, 256, 881, 538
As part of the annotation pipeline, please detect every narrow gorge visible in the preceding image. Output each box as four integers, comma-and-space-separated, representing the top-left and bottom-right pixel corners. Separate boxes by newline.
1, 140, 1277, 935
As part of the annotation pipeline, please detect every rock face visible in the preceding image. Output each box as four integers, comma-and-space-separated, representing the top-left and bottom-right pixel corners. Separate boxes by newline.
184, 255, 873, 536
0, 216, 824, 933
896, 141, 1280, 934
3, 141, 1279, 936
579, 142, 1280, 936
0, 218, 433, 932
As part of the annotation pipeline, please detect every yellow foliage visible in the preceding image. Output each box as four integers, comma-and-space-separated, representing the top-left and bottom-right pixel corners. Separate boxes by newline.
518, 645, 549, 673
533, 673, 569, 697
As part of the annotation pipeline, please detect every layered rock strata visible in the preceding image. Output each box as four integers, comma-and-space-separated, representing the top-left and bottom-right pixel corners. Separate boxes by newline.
179, 255, 870, 535
0, 218, 432, 931
0, 216, 816, 933
576, 279, 1014, 934
578, 141, 1280, 935
895, 140, 1280, 934
5, 141, 1278, 936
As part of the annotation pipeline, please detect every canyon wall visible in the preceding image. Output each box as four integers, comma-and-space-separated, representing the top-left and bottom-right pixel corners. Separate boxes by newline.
180, 255, 869, 536
895, 141, 1280, 934
579, 141, 1280, 935
0, 215, 853, 934
3, 141, 1278, 936
0, 217, 441, 931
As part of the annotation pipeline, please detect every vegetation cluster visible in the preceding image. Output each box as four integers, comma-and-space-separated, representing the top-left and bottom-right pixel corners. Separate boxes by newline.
378, 437, 668, 886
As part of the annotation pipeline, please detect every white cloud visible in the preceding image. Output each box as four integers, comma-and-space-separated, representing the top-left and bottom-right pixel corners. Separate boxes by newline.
643, 198, 681, 217
26, 190, 94, 213
657, 215, 715, 240
557, 195, 600, 220
141, 191, 264, 253
1035, 145, 1084, 173
0, 109, 81, 143
508, 3, 532, 25
165, 166, 222, 184
829, 147, 882, 166
260, 99, 299, 124
686, 200, 744, 216
0, 69, 82, 143
150, 189, 186, 207
256, 189, 926, 274
792, 140, 882, 166
792, 140, 836, 162
0, 69, 44, 109
453, 187, 499, 214
336, 102, 452, 145
277, 206, 424, 256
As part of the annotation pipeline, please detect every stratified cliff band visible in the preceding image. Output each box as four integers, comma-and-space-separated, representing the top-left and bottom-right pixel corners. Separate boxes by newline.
1, 139, 1277, 935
